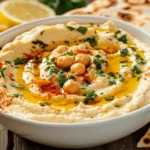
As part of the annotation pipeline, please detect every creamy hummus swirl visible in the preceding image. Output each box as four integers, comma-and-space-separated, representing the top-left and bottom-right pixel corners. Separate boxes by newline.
0, 21, 150, 123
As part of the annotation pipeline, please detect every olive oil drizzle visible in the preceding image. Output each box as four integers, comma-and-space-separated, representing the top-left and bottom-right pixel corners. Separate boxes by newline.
14, 28, 145, 110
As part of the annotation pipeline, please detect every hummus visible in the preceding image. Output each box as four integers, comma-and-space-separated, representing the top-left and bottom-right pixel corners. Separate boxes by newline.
0, 21, 150, 123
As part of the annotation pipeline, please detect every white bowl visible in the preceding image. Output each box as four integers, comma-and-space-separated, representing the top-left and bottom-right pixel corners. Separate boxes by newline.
0, 16, 150, 148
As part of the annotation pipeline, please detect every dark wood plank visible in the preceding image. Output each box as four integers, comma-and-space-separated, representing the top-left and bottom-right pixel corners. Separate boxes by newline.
0, 124, 8, 150
13, 122, 150, 150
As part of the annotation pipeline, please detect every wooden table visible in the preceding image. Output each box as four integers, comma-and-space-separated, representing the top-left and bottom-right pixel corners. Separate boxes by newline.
0, 122, 150, 150
0, 0, 150, 149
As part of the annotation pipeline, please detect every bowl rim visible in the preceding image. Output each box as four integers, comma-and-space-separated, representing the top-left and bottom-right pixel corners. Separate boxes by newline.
0, 15, 150, 126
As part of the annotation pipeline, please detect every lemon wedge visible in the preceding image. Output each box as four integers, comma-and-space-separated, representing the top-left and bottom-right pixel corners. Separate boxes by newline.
0, 0, 56, 25
0, 24, 9, 31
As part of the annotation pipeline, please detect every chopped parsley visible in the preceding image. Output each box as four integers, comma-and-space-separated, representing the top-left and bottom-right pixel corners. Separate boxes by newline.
48, 68, 59, 79
45, 58, 56, 69
135, 54, 142, 59
84, 79, 90, 84
109, 80, 116, 85
74, 101, 79, 105
10, 78, 15, 81
77, 26, 87, 35
80, 84, 88, 89
120, 78, 125, 82
58, 71, 68, 87
115, 104, 121, 108
93, 58, 107, 71
64, 40, 69, 44
100, 92, 104, 95
66, 26, 75, 31
69, 75, 75, 79
84, 37, 97, 47
10, 83, 24, 89
129, 46, 136, 51
120, 48, 128, 56
137, 76, 141, 81
84, 90, 98, 105
108, 72, 115, 77
132, 65, 142, 74
115, 30, 127, 43
120, 60, 128, 63
114, 30, 121, 38
118, 35, 127, 44
135, 54, 146, 65
12, 93, 22, 98
41, 102, 50, 106
63, 51, 73, 56
40, 30, 44, 35
99, 72, 105, 77
2, 84, 7, 88
32, 39, 48, 49
0, 68, 6, 77
33, 56, 41, 63
93, 59, 102, 70
139, 60, 146, 65
104, 96, 114, 101
58, 77, 68, 87
96, 54, 101, 58
14, 58, 27, 65
5, 60, 11, 65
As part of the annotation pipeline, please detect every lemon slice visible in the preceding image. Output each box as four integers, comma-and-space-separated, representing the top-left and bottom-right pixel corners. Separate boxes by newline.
0, 0, 56, 25
0, 24, 9, 32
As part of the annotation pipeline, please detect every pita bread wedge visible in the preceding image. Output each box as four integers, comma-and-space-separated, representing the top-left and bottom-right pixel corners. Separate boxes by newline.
137, 128, 150, 148
66, 0, 150, 32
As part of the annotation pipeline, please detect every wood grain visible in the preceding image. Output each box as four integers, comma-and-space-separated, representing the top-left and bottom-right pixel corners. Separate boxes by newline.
0, 124, 7, 150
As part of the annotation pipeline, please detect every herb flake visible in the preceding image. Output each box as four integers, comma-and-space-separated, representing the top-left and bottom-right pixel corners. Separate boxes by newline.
67, 26, 75, 31
10, 83, 24, 89
132, 66, 142, 74
77, 26, 87, 35
14, 58, 27, 65
0, 68, 6, 77
12, 93, 22, 98
84, 37, 97, 47
104, 96, 114, 101
84, 90, 98, 105
120, 48, 128, 56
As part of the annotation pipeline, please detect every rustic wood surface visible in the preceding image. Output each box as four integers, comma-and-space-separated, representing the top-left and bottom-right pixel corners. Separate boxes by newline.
0, 0, 150, 149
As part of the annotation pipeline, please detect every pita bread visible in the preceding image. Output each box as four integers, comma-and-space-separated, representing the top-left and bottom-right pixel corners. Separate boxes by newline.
137, 128, 150, 148
66, 0, 150, 32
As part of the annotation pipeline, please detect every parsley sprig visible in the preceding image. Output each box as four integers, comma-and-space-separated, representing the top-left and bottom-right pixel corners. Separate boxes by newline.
84, 90, 98, 105
120, 48, 128, 56
84, 37, 97, 47
32, 40, 48, 49
14, 58, 27, 65
77, 26, 87, 35
132, 65, 142, 74
10, 83, 24, 89
104, 96, 114, 101
0, 68, 6, 77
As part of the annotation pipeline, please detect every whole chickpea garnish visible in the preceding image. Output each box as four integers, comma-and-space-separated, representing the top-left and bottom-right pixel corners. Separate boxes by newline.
70, 63, 86, 75
57, 55, 74, 68
75, 54, 90, 66
63, 79, 79, 94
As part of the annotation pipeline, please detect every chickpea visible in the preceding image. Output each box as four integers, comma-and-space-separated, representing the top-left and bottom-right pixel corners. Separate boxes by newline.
75, 54, 90, 66
63, 79, 79, 94
57, 56, 74, 68
70, 63, 86, 75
